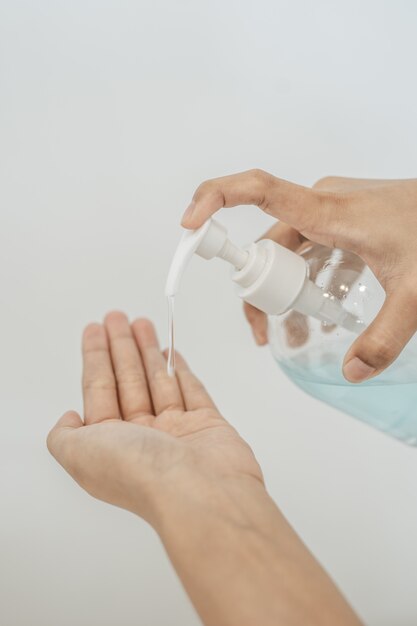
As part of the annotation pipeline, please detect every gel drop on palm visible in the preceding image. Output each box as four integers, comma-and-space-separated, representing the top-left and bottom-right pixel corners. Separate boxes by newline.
166, 219, 417, 445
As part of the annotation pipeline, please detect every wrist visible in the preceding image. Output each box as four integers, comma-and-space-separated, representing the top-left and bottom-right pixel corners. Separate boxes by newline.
144, 464, 363, 626
145, 464, 271, 538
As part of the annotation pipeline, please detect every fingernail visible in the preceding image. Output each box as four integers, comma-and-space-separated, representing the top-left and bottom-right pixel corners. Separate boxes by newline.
343, 357, 376, 383
181, 201, 196, 225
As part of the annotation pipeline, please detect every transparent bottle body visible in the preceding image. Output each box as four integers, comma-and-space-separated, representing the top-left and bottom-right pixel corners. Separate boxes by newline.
268, 243, 417, 445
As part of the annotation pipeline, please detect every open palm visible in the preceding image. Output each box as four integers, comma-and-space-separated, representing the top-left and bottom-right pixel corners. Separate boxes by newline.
47, 312, 263, 521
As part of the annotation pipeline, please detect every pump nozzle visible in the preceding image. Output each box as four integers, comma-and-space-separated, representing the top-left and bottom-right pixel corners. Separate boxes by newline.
165, 219, 248, 296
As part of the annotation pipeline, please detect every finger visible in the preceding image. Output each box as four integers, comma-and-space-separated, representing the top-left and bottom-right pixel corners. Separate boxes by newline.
47, 410, 83, 466
104, 311, 153, 421
181, 169, 351, 249
244, 302, 268, 345
283, 311, 310, 348
164, 350, 217, 412
343, 284, 417, 382
82, 323, 121, 424
132, 318, 184, 414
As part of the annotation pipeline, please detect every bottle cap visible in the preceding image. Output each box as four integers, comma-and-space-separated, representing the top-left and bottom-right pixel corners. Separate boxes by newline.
232, 239, 308, 315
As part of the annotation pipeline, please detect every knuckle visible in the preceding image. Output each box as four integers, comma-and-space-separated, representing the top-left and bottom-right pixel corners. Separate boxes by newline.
312, 176, 343, 191
150, 367, 172, 386
194, 179, 225, 206
360, 332, 398, 369
194, 179, 213, 197
249, 168, 269, 183
247, 169, 275, 211
151, 367, 166, 381
314, 189, 349, 213
304, 189, 352, 248
291, 195, 320, 234
83, 375, 116, 391
116, 370, 147, 387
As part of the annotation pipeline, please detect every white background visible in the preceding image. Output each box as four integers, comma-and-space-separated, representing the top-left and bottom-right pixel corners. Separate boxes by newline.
1, 1, 417, 624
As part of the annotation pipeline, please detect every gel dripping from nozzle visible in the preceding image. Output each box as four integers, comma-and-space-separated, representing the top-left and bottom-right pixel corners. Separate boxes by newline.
165, 220, 248, 376
167, 295, 175, 376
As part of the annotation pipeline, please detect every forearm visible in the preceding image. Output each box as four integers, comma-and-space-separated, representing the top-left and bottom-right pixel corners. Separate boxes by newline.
150, 474, 363, 626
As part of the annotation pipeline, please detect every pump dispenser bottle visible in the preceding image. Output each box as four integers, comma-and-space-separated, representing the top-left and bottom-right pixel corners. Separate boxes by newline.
167, 219, 417, 445
166, 219, 362, 332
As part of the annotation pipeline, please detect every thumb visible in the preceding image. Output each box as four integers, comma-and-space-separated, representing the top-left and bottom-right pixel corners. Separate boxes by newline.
181, 169, 351, 249
343, 286, 417, 382
46, 410, 83, 464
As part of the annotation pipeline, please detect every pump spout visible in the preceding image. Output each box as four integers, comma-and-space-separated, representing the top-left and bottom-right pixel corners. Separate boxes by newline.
206, 239, 248, 270
194, 219, 248, 269
165, 218, 248, 297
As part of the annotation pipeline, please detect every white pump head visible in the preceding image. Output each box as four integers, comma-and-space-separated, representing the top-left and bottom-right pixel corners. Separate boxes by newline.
165, 219, 248, 296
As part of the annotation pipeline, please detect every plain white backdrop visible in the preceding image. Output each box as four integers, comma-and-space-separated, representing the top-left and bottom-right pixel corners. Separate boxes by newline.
1, 1, 417, 624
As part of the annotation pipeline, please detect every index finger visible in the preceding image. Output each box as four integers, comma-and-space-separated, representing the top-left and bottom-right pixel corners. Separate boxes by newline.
181, 169, 317, 231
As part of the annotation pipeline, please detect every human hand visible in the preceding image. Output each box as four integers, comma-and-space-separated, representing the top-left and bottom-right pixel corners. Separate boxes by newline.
47, 312, 263, 525
182, 171, 417, 383
47, 312, 363, 626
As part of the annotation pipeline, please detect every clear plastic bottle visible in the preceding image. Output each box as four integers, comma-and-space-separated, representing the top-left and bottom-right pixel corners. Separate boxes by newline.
268, 242, 417, 445
167, 219, 417, 445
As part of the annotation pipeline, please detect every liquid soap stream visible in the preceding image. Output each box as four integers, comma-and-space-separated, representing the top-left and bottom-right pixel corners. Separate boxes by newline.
167, 295, 175, 376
